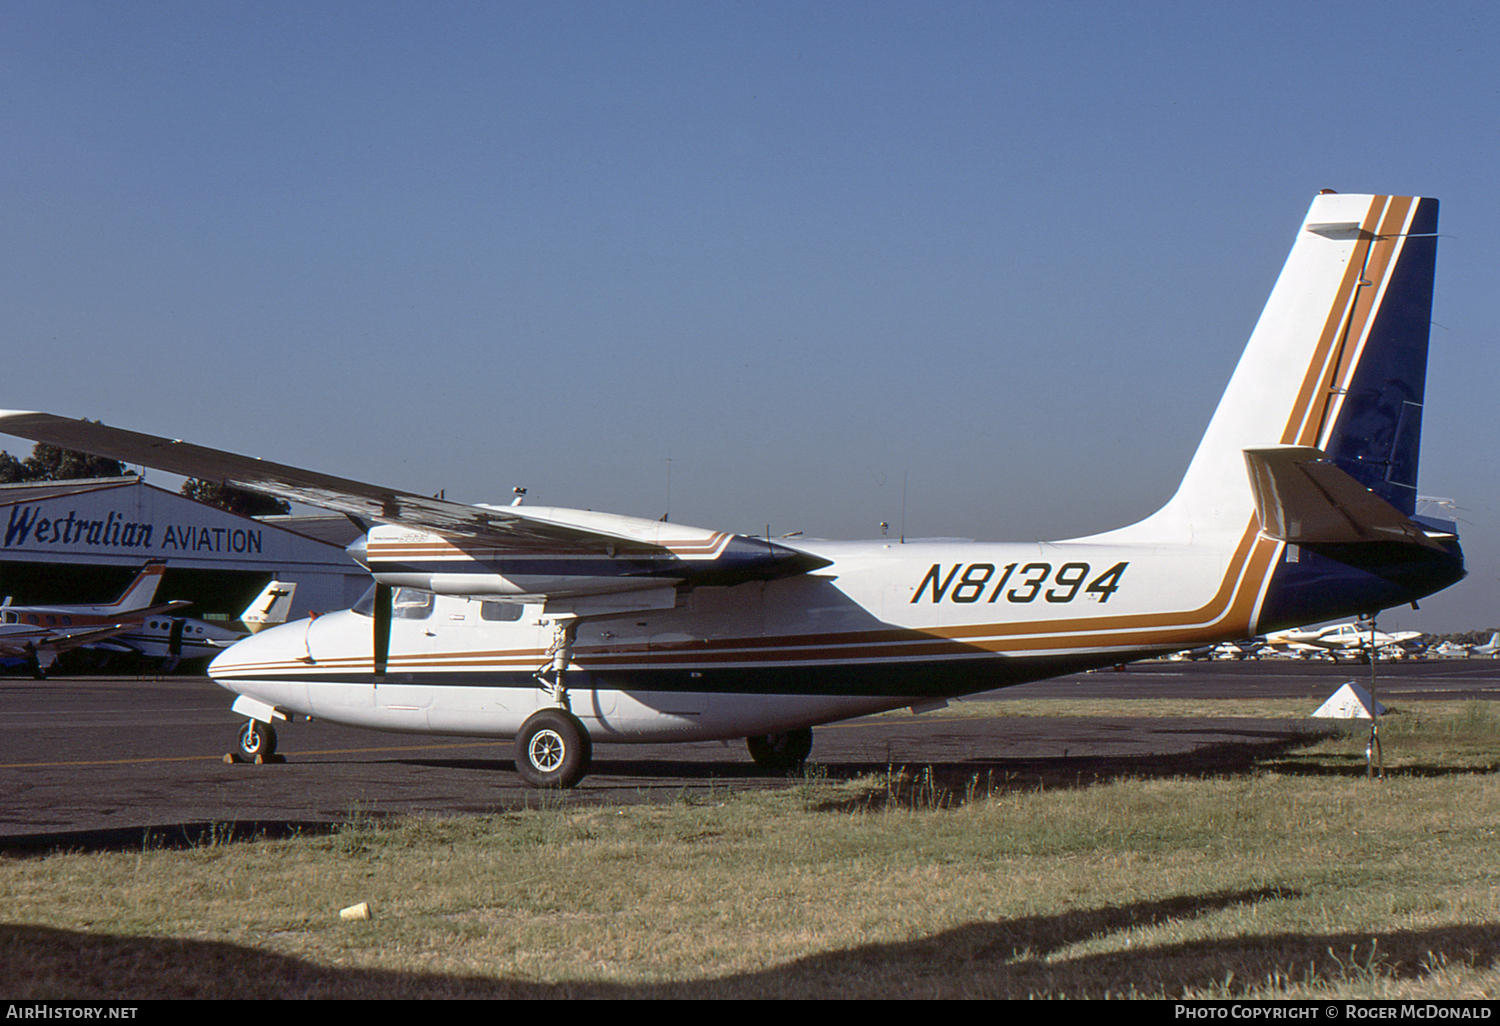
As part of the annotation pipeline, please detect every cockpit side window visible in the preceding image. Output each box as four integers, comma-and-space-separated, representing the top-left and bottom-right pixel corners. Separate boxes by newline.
351, 585, 435, 620
393, 589, 434, 620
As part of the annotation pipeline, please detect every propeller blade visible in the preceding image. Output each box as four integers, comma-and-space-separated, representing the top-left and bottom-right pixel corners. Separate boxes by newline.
373, 583, 391, 679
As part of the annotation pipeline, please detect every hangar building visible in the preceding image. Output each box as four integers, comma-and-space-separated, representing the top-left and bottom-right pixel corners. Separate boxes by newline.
0, 476, 367, 620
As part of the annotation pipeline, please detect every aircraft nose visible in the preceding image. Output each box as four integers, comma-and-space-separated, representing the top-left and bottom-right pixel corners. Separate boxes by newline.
345, 534, 369, 567
209, 617, 304, 679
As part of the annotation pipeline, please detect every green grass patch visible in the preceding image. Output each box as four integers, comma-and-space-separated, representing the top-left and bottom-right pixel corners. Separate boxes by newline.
3, 701, 1499, 998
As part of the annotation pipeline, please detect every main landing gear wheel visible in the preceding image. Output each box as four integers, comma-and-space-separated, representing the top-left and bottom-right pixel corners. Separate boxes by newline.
237, 720, 278, 759
746, 728, 814, 771
515, 709, 592, 789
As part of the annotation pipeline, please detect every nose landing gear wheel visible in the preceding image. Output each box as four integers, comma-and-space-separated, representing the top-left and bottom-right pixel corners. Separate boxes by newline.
515, 709, 592, 788
746, 727, 814, 770
237, 720, 278, 759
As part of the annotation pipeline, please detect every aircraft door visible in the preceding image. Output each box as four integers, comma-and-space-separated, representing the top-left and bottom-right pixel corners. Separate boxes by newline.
372, 589, 443, 726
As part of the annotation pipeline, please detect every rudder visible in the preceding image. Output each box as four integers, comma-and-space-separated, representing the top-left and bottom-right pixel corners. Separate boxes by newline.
1314, 197, 1438, 516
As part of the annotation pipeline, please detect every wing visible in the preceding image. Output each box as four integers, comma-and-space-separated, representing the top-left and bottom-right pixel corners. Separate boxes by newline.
0, 412, 828, 597
0, 411, 575, 542
127, 600, 196, 619
0, 623, 135, 658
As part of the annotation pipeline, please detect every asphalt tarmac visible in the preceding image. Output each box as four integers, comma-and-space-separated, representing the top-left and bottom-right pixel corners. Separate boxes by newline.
3, 659, 1497, 852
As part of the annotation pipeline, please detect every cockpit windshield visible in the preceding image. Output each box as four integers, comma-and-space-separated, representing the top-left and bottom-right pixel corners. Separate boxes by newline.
351, 585, 435, 620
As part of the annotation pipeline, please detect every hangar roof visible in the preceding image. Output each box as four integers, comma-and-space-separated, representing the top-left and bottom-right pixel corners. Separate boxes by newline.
0, 476, 141, 504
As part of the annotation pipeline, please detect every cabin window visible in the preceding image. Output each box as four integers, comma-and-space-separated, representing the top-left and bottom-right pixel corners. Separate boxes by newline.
479, 601, 523, 622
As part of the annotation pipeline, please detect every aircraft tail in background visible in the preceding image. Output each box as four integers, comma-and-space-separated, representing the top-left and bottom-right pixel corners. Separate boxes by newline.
240, 581, 297, 634
100, 559, 167, 612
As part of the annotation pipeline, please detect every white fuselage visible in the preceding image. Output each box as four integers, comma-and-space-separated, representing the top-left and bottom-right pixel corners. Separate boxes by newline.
109, 616, 244, 662
209, 531, 1255, 744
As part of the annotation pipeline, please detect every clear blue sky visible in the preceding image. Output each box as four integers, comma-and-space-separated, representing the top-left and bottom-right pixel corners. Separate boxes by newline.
3, 0, 1497, 632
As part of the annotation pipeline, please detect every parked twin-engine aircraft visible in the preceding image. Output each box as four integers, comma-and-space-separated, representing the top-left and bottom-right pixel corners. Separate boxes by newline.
94, 580, 298, 671
0, 193, 1466, 785
1428, 633, 1500, 659
1263, 621, 1425, 659
0, 621, 130, 678
1472, 633, 1500, 657
0, 558, 184, 628
0, 559, 192, 677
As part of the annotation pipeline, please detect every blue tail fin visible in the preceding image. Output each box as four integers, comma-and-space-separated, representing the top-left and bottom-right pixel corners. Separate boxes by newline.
1316, 197, 1439, 516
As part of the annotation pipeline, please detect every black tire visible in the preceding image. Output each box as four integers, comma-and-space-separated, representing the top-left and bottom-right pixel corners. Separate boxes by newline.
746, 727, 814, 770
515, 709, 592, 788
237, 720, 277, 759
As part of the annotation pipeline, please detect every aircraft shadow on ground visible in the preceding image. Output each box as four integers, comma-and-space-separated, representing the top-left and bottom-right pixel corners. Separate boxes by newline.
401, 725, 1346, 812
0, 739, 1311, 857
4, 888, 1496, 998
9, 721, 1489, 856
0, 821, 346, 859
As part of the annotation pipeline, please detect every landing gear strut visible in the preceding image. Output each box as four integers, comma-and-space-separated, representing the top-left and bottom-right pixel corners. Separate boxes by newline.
516, 620, 592, 788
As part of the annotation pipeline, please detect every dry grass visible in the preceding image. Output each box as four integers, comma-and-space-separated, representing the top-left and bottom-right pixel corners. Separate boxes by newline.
3, 701, 1500, 998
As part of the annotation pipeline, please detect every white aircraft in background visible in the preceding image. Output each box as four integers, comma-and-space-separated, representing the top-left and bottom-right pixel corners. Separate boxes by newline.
0, 559, 191, 677
1427, 632, 1500, 659
0, 559, 185, 628
0, 193, 1466, 786
1167, 639, 1264, 661
93, 580, 298, 671
0, 621, 133, 679
1263, 622, 1424, 660
238, 581, 298, 635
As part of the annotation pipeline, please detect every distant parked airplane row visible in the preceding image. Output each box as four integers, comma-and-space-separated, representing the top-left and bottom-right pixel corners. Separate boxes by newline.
1168, 624, 1499, 663
0, 560, 295, 677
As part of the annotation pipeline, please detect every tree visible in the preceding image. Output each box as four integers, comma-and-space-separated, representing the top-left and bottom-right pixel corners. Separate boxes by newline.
0, 435, 127, 483
0, 451, 27, 483
180, 479, 291, 517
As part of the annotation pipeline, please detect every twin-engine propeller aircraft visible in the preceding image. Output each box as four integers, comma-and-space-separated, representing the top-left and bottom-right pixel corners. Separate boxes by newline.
93, 579, 298, 671
0, 559, 191, 677
1263, 621, 1424, 660
0, 193, 1466, 786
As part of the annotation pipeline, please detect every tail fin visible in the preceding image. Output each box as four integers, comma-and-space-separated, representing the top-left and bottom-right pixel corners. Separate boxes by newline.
103, 560, 167, 612
1088, 193, 1460, 631
241, 581, 297, 634
1124, 194, 1441, 542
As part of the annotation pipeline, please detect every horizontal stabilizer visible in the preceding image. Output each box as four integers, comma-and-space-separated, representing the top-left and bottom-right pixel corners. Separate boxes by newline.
1243, 446, 1446, 550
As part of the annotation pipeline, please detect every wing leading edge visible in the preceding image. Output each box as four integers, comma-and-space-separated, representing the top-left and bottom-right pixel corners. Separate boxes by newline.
0, 412, 828, 594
